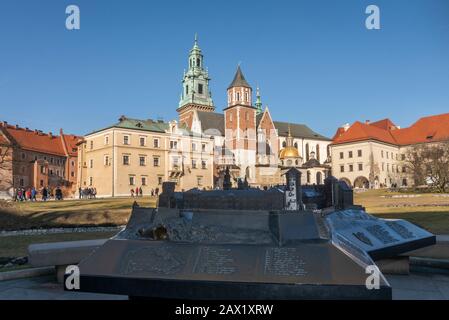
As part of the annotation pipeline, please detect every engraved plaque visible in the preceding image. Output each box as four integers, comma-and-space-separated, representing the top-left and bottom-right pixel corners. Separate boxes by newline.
120, 246, 185, 276
365, 225, 398, 245
264, 248, 307, 276
386, 221, 415, 239
194, 246, 237, 275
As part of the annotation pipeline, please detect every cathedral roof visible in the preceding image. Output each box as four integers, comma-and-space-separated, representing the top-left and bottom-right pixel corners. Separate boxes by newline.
228, 66, 251, 89
302, 158, 322, 168
274, 121, 331, 141
196, 111, 225, 136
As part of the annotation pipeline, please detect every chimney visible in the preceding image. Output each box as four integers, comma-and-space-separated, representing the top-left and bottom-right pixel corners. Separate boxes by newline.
15, 124, 20, 129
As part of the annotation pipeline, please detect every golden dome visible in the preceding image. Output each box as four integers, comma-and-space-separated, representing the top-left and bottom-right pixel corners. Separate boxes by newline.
279, 146, 300, 159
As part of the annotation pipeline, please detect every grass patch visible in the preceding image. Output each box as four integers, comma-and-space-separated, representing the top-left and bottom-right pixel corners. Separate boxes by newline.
0, 197, 157, 231
0, 231, 118, 259
354, 189, 449, 234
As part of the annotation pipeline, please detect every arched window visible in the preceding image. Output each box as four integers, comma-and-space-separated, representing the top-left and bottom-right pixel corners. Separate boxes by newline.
305, 143, 310, 161
316, 172, 322, 185
245, 93, 248, 102
316, 144, 320, 162
294, 142, 298, 149
236, 92, 240, 101
186, 85, 189, 95
197, 58, 200, 67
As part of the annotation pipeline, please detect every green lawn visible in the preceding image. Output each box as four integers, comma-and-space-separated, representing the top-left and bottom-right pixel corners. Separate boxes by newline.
354, 190, 449, 234
0, 197, 157, 231
0, 231, 118, 259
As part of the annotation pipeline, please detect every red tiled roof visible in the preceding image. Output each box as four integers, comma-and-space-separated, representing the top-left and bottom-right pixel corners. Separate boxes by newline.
370, 119, 398, 131
3, 124, 66, 156
333, 113, 449, 146
60, 131, 81, 157
392, 113, 449, 145
333, 121, 397, 145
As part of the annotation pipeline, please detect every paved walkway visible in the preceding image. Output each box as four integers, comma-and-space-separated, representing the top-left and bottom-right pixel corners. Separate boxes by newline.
0, 273, 448, 300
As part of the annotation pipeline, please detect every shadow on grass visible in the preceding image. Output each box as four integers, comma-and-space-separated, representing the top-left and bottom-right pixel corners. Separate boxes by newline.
372, 211, 449, 235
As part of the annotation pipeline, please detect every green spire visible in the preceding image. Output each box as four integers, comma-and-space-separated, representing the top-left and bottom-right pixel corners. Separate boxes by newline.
255, 86, 263, 115
178, 34, 214, 110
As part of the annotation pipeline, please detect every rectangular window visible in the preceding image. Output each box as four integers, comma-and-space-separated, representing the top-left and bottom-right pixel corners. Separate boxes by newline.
89, 159, 93, 168
123, 155, 130, 165
141, 177, 147, 186
192, 143, 197, 152
89, 177, 93, 186
170, 141, 177, 149
123, 135, 130, 145
129, 176, 135, 186
198, 84, 203, 94
387, 164, 390, 172
402, 166, 406, 173
90, 141, 93, 150
381, 150, 384, 158
104, 155, 109, 166
382, 163, 385, 171
192, 159, 197, 169
340, 165, 345, 173
358, 163, 363, 171
158, 176, 163, 185
140, 137, 146, 147
340, 152, 344, 159
201, 160, 207, 169
348, 151, 353, 158
202, 143, 206, 152
104, 135, 109, 145
197, 176, 203, 187
357, 150, 362, 157
153, 139, 160, 148
349, 164, 354, 172
153, 157, 160, 167
401, 154, 406, 161
139, 156, 146, 166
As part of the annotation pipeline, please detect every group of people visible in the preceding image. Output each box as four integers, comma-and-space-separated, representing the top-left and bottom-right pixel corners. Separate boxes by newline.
79, 187, 97, 199
13, 186, 63, 202
130, 187, 159, 198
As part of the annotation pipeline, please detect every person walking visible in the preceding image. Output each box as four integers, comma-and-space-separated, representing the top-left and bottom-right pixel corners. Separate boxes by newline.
42, 187, 48, 201
139, 187, 143, 197
78, 187, 82, 200
31, 187, 37, 201
130, 189, 134, 198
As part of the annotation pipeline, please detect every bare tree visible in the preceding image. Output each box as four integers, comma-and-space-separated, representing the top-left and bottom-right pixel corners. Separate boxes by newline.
0, 144, 14, 197
403, 141, 449, 192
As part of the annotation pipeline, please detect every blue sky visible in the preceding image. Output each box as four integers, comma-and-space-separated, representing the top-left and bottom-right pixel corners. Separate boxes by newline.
0, 0, 448, 137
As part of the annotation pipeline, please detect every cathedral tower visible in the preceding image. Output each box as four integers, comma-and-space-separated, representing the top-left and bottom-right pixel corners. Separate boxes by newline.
177, 35, 215, 128
224, 66, 257, 181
